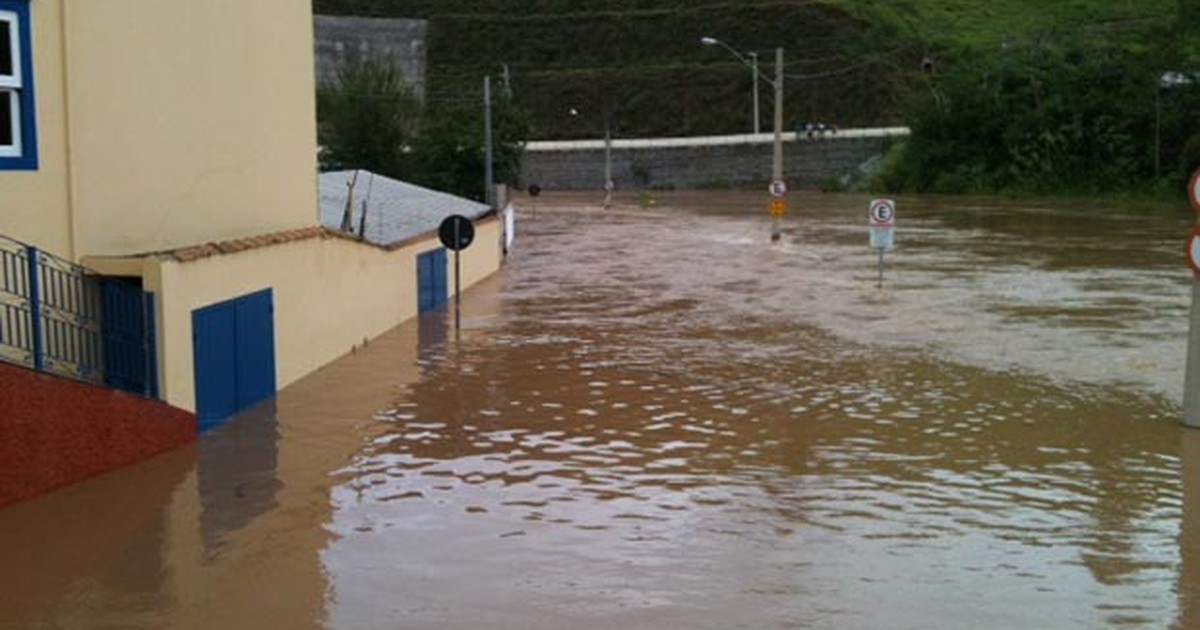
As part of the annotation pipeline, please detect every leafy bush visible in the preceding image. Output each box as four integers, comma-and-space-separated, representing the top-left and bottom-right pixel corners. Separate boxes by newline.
317, 60, 421, 178
407, 93, 531, 201
318, 58, 531, 201
875, 34, 1197, 195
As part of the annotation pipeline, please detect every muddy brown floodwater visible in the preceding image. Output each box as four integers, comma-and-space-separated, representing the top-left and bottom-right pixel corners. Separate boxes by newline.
3, 191, 1200, 629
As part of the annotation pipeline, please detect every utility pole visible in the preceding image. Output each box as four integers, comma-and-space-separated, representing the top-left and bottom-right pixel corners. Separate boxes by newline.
604, 120, 613, 208
771, 47, 784, 242
484, 76, 495, 208
750, 51, 760, 135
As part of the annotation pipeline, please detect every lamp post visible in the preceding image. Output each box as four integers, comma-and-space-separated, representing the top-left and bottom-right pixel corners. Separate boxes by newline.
700, 36, 760, 134
771, 47, 784, 242
702, 37, 786, 241
569, 107, 614, 205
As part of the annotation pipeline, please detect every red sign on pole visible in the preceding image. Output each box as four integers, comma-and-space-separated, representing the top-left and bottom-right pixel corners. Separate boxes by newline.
1188, 227, 1200, 275
1190, 170, 1200, 214
869, 199, 896, 227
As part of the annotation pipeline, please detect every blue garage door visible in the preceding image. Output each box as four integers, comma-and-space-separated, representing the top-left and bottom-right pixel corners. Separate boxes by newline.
192, 289, 276, 432
417, 248, 448, 313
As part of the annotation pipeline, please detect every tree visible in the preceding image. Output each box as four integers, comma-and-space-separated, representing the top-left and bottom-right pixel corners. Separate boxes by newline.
876, 38, 1168, 195
407, 89, 531, 201
1184, 0, 1200, 27
316, 59, 421, 179
316, 57, 531, 201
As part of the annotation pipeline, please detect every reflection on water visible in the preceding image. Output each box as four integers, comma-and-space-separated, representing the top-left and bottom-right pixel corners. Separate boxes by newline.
1183, 432, 1200, 630
0, 446, 195, 629
327, 193, 1196, 629
2, 191, 1200, 629
198, 400, 281, 559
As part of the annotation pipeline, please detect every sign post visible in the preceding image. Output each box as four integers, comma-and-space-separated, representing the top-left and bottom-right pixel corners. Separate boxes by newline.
1185, 171, 1200, 427
769, 179, 787, 242
438, 215, 476, 335
869, 199, 896, 289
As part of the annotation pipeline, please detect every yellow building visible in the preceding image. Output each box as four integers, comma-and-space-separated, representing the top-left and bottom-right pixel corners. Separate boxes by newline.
0, 0, 502, 430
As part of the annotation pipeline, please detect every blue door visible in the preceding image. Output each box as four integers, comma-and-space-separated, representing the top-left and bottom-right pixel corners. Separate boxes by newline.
101, 280, 158, 398
192, 289, 276, 432
417, 248, 447, 313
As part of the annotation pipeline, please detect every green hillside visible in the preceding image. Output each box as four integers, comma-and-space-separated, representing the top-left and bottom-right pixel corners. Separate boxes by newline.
314, 0, 1199, 194
314, 1, 1177, 138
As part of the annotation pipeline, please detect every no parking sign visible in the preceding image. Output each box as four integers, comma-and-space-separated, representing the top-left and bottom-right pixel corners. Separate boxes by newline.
869, 198, 896, 250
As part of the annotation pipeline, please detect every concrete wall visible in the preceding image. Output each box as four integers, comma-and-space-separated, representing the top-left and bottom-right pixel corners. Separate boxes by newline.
0, 0, 318, 261
143, 218, 502, 413
0, 361, 195, 508
0, 0, 72, 255
454, 218, 503, 294
522, 130, 907, 191
313, 15, 426, 100
65, 0, 318, 259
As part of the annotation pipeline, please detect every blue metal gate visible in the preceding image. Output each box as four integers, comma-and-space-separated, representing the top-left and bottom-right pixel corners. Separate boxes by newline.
417, 248, 447, 313
192, 289, 276, 432
102, 280, 158, 398
0, 234, 158, 397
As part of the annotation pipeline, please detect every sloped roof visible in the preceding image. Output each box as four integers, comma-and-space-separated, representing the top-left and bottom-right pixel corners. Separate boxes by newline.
318, 170, 491, 247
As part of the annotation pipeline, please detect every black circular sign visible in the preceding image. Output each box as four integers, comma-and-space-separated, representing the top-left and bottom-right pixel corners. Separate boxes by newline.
438, 215, 475, 251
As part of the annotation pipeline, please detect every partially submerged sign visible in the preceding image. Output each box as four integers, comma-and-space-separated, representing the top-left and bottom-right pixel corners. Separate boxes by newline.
869, 199, 896, 289
1183, 170, 1200, 427
870, 227, 895, 250
869, 198, 896, 250
438, 214, 475, 333
1190, 170, 1200, 214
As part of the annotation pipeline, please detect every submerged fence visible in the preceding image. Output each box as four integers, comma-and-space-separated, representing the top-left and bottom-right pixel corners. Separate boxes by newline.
0, 234, 158, 398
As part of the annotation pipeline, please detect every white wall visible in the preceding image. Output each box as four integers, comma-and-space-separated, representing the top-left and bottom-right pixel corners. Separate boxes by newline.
146, 218, 502, 412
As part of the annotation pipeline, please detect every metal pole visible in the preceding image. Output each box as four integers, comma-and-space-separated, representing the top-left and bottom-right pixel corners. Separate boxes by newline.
26, 246, 43, 372
1182, 431, 1200, 627
750, 52, 760, 135
484, 76, 495, 208
1186, 279, 1200, 427
604, 121, 613, 208
877, 248, 885, 289
454, 223, 462, 336
771, 47, 784, 242
772, 48, 783, 181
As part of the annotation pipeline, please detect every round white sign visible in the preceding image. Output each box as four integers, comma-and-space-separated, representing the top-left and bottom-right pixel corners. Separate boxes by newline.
769, 180, 787, 198
869, 199, 896, 225
1190, 170, 1200, 214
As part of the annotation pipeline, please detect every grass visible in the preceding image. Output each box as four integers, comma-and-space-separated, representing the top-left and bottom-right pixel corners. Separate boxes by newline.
315, 1, 1181, 139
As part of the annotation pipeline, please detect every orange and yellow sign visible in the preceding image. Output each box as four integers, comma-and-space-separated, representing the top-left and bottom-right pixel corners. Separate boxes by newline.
769, 199, 786, 218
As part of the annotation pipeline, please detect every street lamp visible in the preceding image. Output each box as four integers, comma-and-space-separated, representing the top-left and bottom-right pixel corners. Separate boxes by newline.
701, 36, 760, 134
703, 37, 786, 241
569, 107, 614, 206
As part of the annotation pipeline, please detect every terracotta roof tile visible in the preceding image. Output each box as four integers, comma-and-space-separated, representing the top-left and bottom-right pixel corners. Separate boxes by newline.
162, 226, 330, 262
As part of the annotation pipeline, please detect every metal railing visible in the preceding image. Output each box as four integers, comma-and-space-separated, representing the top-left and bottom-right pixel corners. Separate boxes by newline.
0, 234, 158, 398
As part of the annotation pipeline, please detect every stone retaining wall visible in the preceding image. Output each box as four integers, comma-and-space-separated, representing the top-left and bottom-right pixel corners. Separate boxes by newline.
522, 131, 904, 191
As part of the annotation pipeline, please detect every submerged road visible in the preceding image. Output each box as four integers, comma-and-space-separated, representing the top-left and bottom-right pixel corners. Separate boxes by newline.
1, 191, 1198, 629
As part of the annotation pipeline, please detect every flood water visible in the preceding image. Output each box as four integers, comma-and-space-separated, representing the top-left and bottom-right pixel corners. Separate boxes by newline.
3, 191, 1200, 629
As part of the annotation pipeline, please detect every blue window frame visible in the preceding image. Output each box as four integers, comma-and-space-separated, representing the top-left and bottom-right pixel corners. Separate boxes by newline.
0, 0, 36, 171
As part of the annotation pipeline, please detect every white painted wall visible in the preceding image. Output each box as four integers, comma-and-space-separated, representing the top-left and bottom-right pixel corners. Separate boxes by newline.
143, 218, 502, 412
